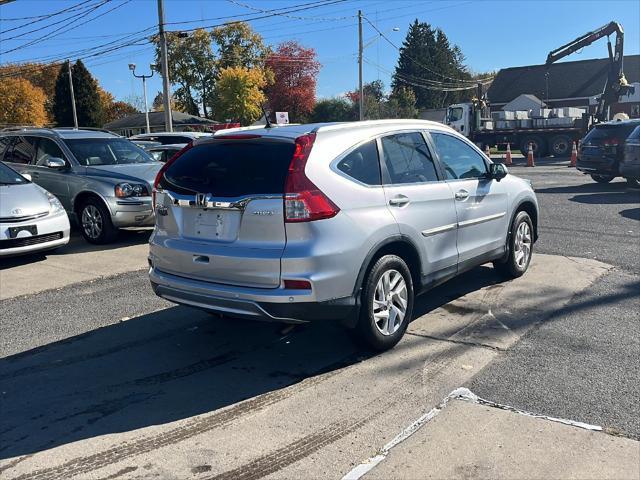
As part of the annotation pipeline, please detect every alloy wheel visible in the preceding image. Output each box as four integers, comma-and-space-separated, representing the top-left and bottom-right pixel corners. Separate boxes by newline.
82, 205, 103, 240
372, 269, 408, 336
514, 221, 532, 269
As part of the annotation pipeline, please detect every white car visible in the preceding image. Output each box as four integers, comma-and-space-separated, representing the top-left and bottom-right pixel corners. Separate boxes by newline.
0, 161, 70, 256
130, 132, 212, 145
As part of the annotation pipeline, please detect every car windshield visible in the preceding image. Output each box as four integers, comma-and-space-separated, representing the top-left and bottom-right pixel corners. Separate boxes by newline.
627, 125, 640, 140
64, 138, 156, 166
0, 161, 28, 185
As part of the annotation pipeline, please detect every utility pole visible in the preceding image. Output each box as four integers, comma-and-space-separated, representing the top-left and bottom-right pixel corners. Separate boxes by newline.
358, 10, 364, 121
67, 59, 78, 129
157, 0, 173, 132
129, 64, 155, 134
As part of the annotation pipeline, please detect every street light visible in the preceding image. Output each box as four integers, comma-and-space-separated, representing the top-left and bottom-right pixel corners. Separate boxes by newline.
128, 63, 155, 134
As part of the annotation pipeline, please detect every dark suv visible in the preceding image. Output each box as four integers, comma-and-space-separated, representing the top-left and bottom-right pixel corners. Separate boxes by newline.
620, 125, 640, 187
577, 119, 640, 184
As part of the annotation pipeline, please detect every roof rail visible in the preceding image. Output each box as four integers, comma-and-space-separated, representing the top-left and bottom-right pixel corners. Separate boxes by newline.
0, 126, 54, 132
54, 127, 120, 135
0, 126, 120, 136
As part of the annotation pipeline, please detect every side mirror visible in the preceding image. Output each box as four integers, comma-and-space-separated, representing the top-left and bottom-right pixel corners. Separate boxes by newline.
488, 163, 508, 181
45, 157, 66, 169
21, 173, 32, 182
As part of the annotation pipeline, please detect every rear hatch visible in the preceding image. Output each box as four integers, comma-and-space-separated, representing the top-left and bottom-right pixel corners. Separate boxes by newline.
581, 123, 638, 161
153, 136, 295, 288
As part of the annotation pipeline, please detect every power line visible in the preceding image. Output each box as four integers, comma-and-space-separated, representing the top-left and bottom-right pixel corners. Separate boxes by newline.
1, 0, 107, 40
363, 15, 493, 85
0, 0, 95, 24
227, 0, 355, 21
1, 0, 136, 56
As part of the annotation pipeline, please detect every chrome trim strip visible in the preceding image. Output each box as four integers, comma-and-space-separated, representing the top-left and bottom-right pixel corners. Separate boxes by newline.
458, 211, 506, 228
421, 223, 457, 237
164, 191, 281, 210
0, 211, 49, 223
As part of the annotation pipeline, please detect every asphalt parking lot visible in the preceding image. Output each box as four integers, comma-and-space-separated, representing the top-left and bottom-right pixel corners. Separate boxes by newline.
0, 157, 638, 479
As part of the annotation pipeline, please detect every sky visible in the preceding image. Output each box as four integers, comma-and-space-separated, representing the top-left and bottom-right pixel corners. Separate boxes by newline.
1, 0, 639, 106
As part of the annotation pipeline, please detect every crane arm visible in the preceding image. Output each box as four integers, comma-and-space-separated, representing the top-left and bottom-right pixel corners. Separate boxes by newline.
545, 22, 623, 65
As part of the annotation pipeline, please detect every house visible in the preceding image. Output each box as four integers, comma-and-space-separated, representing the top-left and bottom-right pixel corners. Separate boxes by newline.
487, 55, 640, 117
104, 111, 219, 137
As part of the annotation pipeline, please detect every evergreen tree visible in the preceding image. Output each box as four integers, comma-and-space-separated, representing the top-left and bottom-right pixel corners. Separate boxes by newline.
392, 20, 472, 110
52, 60, 103, 127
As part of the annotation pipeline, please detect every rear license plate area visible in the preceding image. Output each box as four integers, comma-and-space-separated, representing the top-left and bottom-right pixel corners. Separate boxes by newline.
182, 209, 241, 241
9, 225, 38, 238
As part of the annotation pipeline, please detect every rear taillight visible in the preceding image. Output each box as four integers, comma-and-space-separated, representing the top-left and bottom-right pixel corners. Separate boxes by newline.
283, 279, 312, 290
602, 137, 620, 147
284, 133, 340, 223
152, 141, 193, 209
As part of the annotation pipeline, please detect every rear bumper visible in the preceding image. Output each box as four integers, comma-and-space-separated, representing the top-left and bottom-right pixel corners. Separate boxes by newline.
149, 266, 356, 323
576, 156, 618, 175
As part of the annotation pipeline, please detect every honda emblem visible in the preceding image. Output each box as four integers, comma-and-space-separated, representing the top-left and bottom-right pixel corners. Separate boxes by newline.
195, 193, 207, 208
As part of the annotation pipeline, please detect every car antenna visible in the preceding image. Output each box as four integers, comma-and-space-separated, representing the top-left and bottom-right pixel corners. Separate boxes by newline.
261, 103, 273, 129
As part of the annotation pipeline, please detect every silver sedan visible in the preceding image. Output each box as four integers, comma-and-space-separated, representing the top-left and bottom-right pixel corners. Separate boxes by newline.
0, 162, 70, 256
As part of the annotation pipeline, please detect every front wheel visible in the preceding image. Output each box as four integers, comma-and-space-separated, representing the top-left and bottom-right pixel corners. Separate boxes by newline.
590, 174, 614, 184
494, 211, 533, 279
353, 255, 414, 351
79, 198, 118, 244
626, 177, 640, 189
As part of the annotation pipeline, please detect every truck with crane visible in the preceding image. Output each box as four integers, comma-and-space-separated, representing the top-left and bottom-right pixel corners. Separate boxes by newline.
445, 21, 634, 157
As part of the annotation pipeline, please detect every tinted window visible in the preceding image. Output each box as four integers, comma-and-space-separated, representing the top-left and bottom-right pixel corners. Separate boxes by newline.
64, 138, 155, 165
431, 133, 487, 180
628, 126, 640, 140
161, 140, 295, 197
381, 132, 438, 184
4, 136, 36, 165
0, 137, 11, 161
584, 123, 640, 145
35, 138, 67, 166
0, 161, 28, 185
337, 140, 381, 185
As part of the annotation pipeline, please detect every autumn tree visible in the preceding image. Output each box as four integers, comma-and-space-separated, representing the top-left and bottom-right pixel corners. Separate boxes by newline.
151, 91, 177, 111
52, 60, 103, 127
0, 78, 48, 127
214, 66, 266, 125
0, 62, 64, 120
155, 29, 216, 117
264, 41, 320, 122
211, 22, 268, 70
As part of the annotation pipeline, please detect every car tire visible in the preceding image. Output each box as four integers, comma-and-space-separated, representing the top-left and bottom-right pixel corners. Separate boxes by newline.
493, 211, 534, 279
626, 177, 640, 189
79, 198, 118, 244
590, 174, 614, 184
353, 255, 414, 351
549, 134, 572, 157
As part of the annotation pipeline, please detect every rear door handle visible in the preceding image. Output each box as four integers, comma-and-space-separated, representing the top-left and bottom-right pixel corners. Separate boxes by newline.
389, 195, 410, 207
455, 189, 469, 201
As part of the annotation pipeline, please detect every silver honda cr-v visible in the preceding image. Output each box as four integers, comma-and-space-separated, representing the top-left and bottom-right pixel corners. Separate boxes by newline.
149, 120, 538, 351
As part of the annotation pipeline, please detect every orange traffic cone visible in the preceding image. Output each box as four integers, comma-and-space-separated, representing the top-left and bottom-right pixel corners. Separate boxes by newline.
505, 143, 513, 166
527, 142, 535, 167
569, 141, 577, 167
485, 144, 491, 158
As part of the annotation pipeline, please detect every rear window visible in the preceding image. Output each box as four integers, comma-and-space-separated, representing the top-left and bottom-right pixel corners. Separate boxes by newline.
583, 123, 640, 145
161, 140, 295, 197
627, 126, 640, 140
